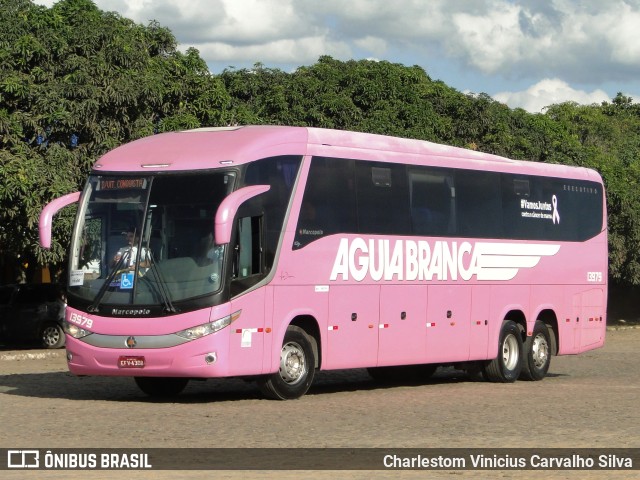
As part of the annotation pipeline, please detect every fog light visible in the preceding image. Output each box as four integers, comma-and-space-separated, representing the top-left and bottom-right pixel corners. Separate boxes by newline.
67, 352, 73, 361
205, 352, 217, 365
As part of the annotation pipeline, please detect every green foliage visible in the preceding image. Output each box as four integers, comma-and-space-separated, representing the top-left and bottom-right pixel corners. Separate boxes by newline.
544, 99, 640, 284
2, 1, 640, 286
0, 0, 230, 280
221, 57, 451, 141
222, 59, 640, 285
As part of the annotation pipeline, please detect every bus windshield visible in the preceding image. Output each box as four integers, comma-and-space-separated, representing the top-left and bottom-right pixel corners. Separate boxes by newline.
68, 172, 235, 307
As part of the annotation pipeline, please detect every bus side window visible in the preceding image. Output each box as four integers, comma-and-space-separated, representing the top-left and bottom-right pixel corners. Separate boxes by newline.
233, 216, 263, 280
455, 170, 502, 238
294, 157, 357, 249
356, 162, 411, 235
409, 169, 455, 236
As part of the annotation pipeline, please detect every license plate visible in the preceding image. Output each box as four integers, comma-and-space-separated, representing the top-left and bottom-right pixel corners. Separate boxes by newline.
118, 356, 145, 368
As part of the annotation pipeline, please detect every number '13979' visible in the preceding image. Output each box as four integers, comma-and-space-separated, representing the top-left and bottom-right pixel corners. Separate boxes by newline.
587, 271, 603, 282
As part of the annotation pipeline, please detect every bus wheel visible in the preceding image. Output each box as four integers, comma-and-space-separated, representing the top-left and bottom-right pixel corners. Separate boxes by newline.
520, 320, 551, 381
483, 320, 523, 382
258, 326, 316, 400
134, 377, 189, 397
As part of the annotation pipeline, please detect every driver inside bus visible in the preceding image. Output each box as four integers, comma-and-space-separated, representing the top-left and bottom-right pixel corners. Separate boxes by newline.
112, 230, 150, 270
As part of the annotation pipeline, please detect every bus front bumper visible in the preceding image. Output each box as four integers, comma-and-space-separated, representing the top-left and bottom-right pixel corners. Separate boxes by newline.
64, 333, 232, 378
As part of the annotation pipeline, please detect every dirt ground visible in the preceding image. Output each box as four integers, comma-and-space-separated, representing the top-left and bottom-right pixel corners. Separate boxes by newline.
1, 324, 639, 479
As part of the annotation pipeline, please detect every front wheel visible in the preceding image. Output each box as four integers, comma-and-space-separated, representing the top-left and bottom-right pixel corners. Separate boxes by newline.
520, 320, 551, 381
257, 326, 316, 400
483, 320, 523, 382
41, 323, 65, 349
134, 377, 189, 398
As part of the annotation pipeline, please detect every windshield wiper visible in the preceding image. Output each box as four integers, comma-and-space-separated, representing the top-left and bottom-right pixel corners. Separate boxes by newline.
144, 251, 177, 314
87, 248, 131, 313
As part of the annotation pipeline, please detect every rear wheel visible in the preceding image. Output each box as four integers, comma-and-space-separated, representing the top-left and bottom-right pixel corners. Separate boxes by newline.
134, 377, 189, 397
257, 326, 315, 400
41, 323, 65, 349
520, 320, 551, 381
483, 320, 523, 382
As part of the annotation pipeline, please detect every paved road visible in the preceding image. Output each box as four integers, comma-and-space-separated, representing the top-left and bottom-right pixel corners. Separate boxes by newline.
1, 327, 639, 479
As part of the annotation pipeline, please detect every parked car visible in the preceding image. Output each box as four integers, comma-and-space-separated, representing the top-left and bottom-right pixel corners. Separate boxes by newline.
0, 283, 66, 349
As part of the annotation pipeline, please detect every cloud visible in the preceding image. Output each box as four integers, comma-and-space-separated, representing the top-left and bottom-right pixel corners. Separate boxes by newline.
96, 0, 315, 44
31, 0, 640, 108
441, 0, 640, 84
32, 1, 640, 82
607, 3, 640, 66
493, 79, 611, 113
195, 36, 352, 65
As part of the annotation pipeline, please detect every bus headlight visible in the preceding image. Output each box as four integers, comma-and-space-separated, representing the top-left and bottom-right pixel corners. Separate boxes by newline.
63, 321, 93, 339
176, 310, 241, 340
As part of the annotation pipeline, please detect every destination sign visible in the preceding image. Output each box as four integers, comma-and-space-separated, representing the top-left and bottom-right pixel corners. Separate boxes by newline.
98, 178, 147, 190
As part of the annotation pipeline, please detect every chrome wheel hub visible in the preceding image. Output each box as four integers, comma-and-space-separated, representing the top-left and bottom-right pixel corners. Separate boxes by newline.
279, 342, 306, 385
531, 333, 549, 369
502, 334, 519, 370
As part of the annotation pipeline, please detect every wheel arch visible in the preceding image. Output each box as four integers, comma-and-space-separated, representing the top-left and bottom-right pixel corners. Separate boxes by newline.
504, 309, 527, 342
289, 315, 321, 369
487, 307, 526, 360
536, 308, 559, 356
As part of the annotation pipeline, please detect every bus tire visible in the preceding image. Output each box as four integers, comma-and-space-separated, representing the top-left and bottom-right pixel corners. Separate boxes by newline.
134, 377, 189, 397
520, 320, 551, 381
257, 326, 315, 400
483, 320, 523, 382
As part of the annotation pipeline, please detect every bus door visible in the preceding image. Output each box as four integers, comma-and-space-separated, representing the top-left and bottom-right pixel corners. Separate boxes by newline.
324, 285, 379, 369
228, 216, 267, 376
425, 285, 472, 363
377, 285, 428, 366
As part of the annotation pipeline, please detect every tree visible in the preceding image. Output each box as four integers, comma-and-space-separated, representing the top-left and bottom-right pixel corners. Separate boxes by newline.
3, 3, 640, 288
545, 100, 640, 284
221, 57, 455, 141
0, 0, 231, 281
220, 57, 640, 285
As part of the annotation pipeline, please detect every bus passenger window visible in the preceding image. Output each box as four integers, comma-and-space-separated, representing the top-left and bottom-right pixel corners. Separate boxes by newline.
356, 162, 410, 235
294, 157, 357, 249
455, 170, 502, 238
409, 170, 455, 236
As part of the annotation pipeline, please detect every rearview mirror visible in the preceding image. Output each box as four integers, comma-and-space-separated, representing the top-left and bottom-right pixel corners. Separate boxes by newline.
215, 185, 270, 245
39, 192, 81, 249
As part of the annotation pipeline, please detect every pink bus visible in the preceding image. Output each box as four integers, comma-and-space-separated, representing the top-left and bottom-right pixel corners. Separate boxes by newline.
39, 126, 607, 399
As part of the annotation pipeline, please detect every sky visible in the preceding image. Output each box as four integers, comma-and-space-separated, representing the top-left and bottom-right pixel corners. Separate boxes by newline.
33, 0, 640, 113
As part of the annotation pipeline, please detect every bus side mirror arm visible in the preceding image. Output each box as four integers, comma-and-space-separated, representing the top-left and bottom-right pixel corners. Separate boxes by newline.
39, 191, 81, 249
215, 185, 270, 245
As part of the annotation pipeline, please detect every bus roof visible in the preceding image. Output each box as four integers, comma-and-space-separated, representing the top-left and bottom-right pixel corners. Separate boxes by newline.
93, 125, 602, 182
